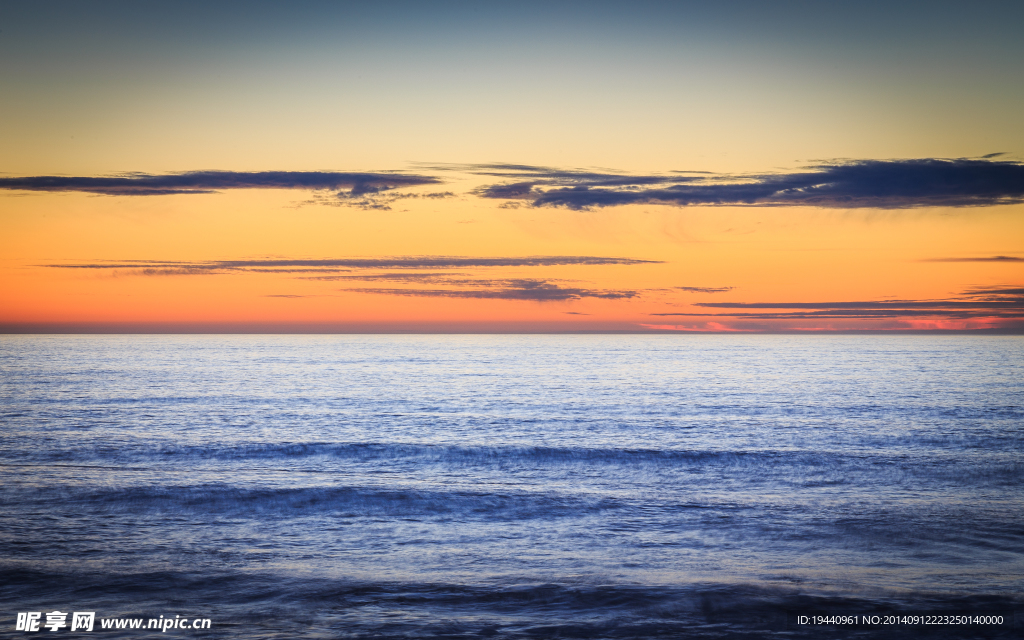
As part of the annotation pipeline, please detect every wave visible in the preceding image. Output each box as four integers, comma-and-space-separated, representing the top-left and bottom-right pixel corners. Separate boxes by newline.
3, 442, 1020, 489
0, 439, 1002, 465
0, 484, 625, 520
1, 568, 1020, 639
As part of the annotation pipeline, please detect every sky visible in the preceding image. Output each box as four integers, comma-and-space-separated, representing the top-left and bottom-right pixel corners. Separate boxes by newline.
1, 0, 1022, 332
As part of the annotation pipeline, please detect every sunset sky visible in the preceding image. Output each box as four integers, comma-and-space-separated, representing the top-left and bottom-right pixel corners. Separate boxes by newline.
2, 0, 1022, 332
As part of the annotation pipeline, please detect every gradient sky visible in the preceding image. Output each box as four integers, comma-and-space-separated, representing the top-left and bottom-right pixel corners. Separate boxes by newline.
2, 0, 1022, 332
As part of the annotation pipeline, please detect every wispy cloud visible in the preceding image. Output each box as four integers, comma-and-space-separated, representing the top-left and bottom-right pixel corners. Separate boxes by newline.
962, 285, 1024, 297
44, 256, 652, 303
349, 279, 639, 302
921, 255, 1024, 263
300, 190, 456, 210
0, 171, 440, 197
471, 158, 1024, 210
676, 286, 734, 293
308, 272, 469, 283
651, 286, 1024, 320
44, 256, 658, 276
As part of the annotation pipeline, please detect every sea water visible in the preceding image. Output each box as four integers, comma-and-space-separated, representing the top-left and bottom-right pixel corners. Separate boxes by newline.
1, 335, 1021, 638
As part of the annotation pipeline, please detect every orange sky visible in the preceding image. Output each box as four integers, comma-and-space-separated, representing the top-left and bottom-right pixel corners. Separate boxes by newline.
1, 3, 1022, 332
2, 175, 1021, 332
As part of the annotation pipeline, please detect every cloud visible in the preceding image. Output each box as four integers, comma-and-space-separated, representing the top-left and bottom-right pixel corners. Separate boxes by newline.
656, 310, 1020, 319
301, 190, 456, 210
45, 256, 653, 303
691, 300, 1023, 310
44, 255, 658, 275
676, 286, 734, 293
307, 272, 470, 283
961, 285, 1024, 297
0, 171, 440, 197
11, 159, 1022, 211
349, 279, 639, 302
471, 158, 1024, 210
922, 255, 1024, 262
650, 286, 1024, 320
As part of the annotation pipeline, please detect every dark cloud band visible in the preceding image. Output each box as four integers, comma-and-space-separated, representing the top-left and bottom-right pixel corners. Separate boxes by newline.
7, 159, 1023, 209
473, 158, 1024, 210
0, 171, 440, 196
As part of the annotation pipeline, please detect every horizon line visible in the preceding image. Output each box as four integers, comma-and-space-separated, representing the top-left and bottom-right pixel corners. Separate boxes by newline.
2, 325, 1022, 336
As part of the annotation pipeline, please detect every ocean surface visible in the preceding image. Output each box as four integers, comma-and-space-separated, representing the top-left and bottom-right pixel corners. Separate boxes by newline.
1, 335, 1021, 638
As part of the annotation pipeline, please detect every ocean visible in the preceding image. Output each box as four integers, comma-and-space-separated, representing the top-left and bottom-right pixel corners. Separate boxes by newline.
1, 335, 1021, 638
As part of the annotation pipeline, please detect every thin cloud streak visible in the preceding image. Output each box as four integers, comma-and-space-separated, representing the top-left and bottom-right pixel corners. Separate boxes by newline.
655, 310, 1024, 319
922, 256, 1024, 262
349, 279, 639, 302
308, 272, 470, 282
676, 286, 734, 293
472, 158, 1024, 210
691, 301, 1024, 310
0, 171, 440, 196
963, 286, 1024, 296
45, 256, 659, 275
651, 286, 1024, 321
